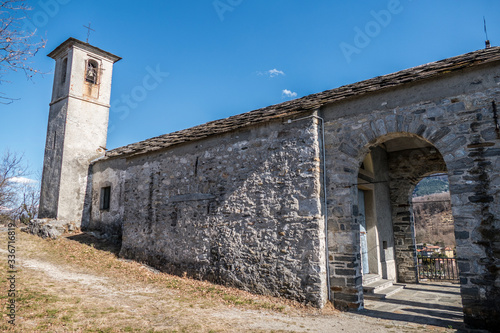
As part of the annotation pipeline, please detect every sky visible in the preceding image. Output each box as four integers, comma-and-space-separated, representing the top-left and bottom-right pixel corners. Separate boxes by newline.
1, 0, 500, 181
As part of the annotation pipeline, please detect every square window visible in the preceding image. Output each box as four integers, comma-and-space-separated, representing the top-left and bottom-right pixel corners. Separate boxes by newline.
100, 186, 111, 210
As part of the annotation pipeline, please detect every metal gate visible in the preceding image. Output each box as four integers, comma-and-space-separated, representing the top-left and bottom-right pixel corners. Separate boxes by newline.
417, 257, 459, 281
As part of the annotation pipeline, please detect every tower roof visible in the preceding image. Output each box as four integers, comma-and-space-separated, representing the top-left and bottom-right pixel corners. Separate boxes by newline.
47, 37, 121, 63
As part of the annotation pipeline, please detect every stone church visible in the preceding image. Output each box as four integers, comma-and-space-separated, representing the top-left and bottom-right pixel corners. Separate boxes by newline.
38, 37, 499, 330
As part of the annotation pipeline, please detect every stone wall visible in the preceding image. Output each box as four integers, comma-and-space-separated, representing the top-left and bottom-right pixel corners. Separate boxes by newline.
55, 96, 110, 223
91, 119, 328, 306
85, 157, 126, 238
39, 101, 67, 218
369, 146, 396, 281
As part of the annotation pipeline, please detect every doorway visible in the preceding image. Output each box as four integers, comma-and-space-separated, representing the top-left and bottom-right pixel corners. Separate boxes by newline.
412, 174, 458, 281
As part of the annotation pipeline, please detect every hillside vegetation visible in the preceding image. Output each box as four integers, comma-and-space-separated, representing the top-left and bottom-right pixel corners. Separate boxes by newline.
413, 192, 455, 248
413, 174, 449, 197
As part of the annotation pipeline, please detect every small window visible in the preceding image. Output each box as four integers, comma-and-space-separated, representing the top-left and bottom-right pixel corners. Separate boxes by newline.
86, 59, 99, 84
100, 186, 111, 210
60, 58, 68, 84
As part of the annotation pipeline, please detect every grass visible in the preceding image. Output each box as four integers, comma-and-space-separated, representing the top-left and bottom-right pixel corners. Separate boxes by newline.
0, 230, 455, 332
0, 229, 327, 332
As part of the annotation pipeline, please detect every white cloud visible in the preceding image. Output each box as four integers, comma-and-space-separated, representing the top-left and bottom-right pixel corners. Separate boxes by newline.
282, 89, 297, 98
10, 177, 38, 184
268, 68, 285, 77
258, 68, 285, 78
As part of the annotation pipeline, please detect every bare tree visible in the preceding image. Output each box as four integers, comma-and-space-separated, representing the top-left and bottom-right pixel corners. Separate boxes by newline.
12, 181, 39, 224
0, 0, 46, 103
0, 150, 28, 208
0, 150, 40, 225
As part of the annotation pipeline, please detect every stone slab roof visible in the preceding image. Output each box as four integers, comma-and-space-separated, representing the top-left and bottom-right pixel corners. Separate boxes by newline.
104, 47, 500, 160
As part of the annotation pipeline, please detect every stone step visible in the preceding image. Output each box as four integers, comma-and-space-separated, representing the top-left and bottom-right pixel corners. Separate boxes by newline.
364, 283, 406, 300
363, 278, 394, 294
362, 274, 381, 285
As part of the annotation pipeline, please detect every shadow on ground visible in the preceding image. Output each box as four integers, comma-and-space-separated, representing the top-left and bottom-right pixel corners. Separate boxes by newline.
61, 234, 484, 332
359, 282, 469, 331
66, 232, 121, 255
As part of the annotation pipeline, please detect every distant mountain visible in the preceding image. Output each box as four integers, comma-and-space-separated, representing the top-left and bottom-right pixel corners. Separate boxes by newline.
413, 174, 449, 197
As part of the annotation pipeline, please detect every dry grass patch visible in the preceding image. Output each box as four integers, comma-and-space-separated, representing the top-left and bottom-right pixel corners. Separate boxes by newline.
0, 230, 335, 332
21, 231, 327, 313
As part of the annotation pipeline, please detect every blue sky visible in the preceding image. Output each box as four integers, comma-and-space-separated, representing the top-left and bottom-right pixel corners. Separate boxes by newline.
1, 0, 500, 180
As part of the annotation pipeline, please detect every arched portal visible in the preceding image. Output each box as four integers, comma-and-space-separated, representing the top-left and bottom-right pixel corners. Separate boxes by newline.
356, 135, 448, 289
384, 137, 447, 283
321, 74, 499, 329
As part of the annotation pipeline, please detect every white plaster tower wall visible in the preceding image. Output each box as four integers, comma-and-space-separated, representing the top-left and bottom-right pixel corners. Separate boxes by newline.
39, 38, 121, 224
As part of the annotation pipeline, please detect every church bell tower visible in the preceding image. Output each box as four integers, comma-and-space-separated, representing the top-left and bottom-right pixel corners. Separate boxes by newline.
39, 38, 121, 224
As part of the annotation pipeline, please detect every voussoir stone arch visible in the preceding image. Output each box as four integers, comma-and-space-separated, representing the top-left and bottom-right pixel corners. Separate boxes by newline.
324, 87, 499, 327
324, 105, 448, 301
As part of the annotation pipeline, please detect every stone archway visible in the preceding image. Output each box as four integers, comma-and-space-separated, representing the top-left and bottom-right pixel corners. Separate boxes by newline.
324, 103, 499, 329
354, 136, 448, 290
384, 138, 447, 283
318, 69, 500, 329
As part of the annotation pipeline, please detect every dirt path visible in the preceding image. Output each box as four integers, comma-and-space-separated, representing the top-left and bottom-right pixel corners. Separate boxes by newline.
0, 232, 455, 332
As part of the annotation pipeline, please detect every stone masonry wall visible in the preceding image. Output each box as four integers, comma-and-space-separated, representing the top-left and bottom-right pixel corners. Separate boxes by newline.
39, 101, 67, 219
92, 118, 328, 306
85, 157, 126, 238
321, 62, 500, 329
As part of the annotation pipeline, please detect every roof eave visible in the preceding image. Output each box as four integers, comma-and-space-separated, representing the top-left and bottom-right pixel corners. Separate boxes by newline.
47, 37, 122, 63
